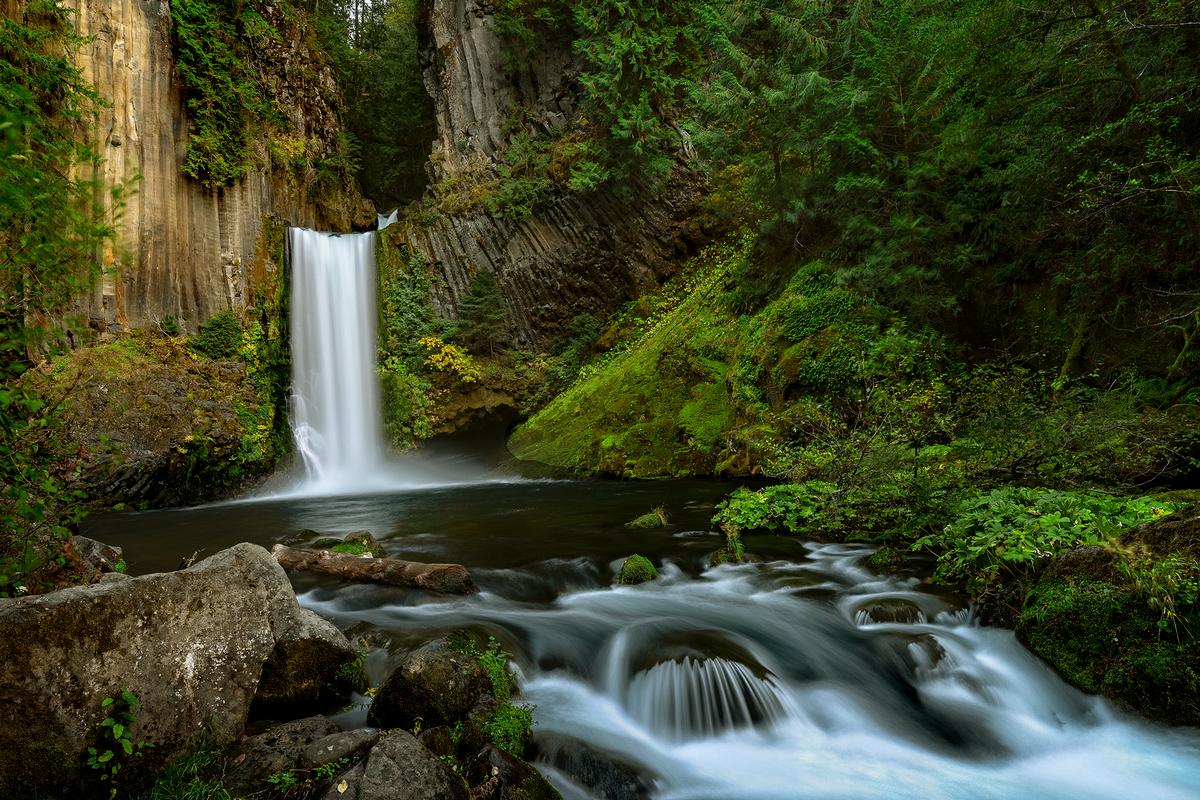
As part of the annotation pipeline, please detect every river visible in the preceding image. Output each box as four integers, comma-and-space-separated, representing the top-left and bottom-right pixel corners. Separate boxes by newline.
85, 479, 1200, 799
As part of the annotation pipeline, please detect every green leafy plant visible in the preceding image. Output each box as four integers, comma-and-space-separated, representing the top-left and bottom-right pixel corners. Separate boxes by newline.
87, 690, 152, 798
913, 488, 1177, 591
712, 482, 840, 536
312, 757, 349, 782
266, 770, 298, 792
190, 309, 244, 360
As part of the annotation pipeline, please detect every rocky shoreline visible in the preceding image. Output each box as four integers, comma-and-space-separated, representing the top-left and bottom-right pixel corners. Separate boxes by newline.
0, 542, 555, 800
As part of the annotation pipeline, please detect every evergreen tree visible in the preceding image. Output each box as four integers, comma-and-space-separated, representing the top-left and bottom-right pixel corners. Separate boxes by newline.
456, 270, 508, 356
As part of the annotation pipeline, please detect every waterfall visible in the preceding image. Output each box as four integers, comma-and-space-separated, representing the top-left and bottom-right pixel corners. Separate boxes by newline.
624, 656, 793, 740
288, 227, 387, 494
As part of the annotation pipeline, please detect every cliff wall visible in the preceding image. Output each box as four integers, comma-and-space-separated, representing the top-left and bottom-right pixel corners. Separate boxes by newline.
69, 0, 371, 332
403, 0, 708, 348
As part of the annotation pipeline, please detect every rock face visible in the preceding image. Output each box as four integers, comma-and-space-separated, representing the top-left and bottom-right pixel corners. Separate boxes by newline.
368, 638, 489, 730
0, 543, 353, 798
353, 731, 470, 800
66, 0, 371, 332
403, 0, 709, 348
253, 608, 358, 716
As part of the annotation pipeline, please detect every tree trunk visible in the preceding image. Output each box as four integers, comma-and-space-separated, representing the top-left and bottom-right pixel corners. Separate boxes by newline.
271, 544, 479, 594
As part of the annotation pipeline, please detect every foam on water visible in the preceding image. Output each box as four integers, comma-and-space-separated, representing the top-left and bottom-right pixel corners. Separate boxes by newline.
298, 541, 1200, 799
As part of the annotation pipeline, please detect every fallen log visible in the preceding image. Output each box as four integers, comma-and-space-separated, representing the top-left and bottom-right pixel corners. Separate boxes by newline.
271, 544, 479, 594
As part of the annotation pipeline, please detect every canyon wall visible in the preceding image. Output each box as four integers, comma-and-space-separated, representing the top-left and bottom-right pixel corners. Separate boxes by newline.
403, 0, 709, 348
68, 0, 371, 332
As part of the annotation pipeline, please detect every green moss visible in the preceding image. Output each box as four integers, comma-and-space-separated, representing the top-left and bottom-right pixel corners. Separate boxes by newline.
1016, 575, 1200, 723
0, 733, 78, 800
328, 531, 385, 558
483, 703, 533, 756
864, 546, 903, 574
618, 554, 657, 585
626, 506, 668, 529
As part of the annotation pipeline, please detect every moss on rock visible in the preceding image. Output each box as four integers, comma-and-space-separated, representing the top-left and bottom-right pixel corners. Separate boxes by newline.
618, 555, 657, 585
864, 546, 904, 574
627, 506, 668, 529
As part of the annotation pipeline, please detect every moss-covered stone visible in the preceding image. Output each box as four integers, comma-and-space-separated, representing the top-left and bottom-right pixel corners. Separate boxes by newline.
864, 546, 904, 574
626, 507, 668, 529
1008, 511, 1200, 726
618, 555, 657, 585
1016, 573, 1200, 724
319, 531, 387, 558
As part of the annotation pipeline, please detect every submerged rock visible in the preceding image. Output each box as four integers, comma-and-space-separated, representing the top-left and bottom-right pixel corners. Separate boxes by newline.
467, 745, 562, 800
368, 638, 490, 730
0, 543, 353, 797
536, 737, 654, 800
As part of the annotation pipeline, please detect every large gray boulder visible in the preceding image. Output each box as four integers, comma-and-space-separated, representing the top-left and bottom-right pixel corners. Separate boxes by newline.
0, 543, 352, 798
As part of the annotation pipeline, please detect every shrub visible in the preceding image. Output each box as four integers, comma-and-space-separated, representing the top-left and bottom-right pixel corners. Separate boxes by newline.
418, 336, 481, 384
712, 482, 840, 535
913, 487, 1178, 591
190, 309, 243, 359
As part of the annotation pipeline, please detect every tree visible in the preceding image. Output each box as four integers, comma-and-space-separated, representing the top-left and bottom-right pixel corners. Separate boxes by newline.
456, 270, 508, 355
1, 0, 120, 594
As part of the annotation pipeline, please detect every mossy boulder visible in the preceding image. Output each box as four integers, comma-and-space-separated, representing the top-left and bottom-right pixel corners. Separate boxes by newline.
864, 546, 904, 574
618, 555, 657, 585
626, 507, 668, 530
1012, 506, 1200, 725
1017, 571, 1200, 725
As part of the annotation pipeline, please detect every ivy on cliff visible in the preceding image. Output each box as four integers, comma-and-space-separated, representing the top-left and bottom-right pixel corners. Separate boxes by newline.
171, 0, 280, 187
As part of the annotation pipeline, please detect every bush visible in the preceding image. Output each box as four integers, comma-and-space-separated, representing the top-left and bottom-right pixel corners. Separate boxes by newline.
712, 482, 840, 535
190, 309, 243, 359
913, 487, 1178, 591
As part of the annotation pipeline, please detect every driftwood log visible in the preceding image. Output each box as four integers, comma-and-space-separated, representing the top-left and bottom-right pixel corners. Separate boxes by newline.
271, 544, 479, 594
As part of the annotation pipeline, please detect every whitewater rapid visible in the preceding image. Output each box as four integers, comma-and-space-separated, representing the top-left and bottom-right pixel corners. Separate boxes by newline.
297, 540, 1200, 799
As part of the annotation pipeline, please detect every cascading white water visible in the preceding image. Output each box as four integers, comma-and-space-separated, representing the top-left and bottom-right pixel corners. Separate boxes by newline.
288, 227, 387, 494
625, 656, 792, 740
